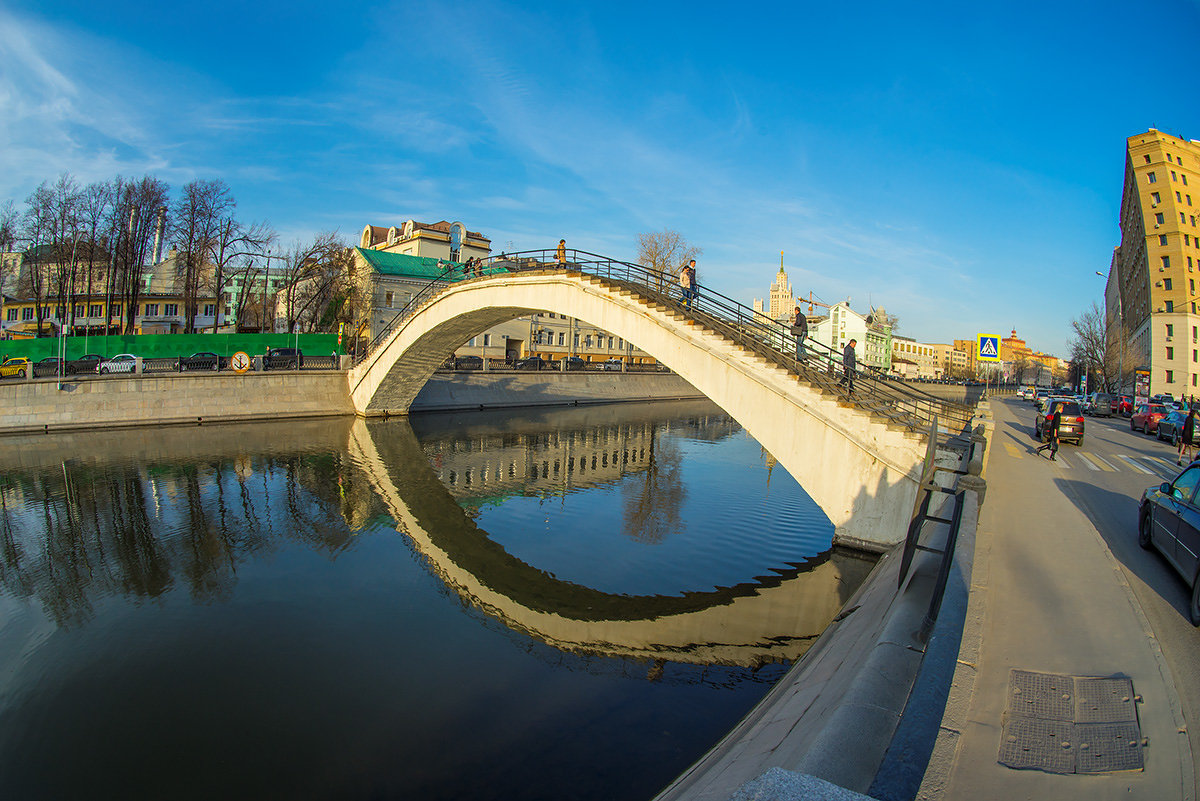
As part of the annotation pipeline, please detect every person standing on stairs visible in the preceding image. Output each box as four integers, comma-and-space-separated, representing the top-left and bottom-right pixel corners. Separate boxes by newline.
791, 305, 808, 362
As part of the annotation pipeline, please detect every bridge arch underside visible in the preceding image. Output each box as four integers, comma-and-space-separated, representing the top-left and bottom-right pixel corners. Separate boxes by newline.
349, 275, 928, 547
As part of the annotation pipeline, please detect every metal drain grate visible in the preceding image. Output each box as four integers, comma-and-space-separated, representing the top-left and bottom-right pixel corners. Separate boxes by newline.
999, 670, 1144, 775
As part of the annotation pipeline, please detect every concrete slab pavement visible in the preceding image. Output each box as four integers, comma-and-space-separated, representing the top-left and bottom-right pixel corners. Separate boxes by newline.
921, 398, 1194, 800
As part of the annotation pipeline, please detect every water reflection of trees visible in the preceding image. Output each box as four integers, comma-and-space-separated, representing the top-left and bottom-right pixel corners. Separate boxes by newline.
0, 449, 383, 628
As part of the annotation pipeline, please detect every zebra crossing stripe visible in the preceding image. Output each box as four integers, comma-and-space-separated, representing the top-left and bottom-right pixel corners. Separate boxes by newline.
1144, 455, 1182, 476
1074, 453, 1101, 470
1079, 452, 1116, 471
1117, 455, 1153, 474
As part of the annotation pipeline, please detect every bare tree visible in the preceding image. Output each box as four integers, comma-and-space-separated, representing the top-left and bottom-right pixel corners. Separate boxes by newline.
76, 181, 116, 333
206, 218, 274, 333
173, 179, 233, 333
636, 229, 702, 291
1070, 301, 1124, 392
277, 232, 347, 333
110, 176, 170, 334
0, 200, 21, 300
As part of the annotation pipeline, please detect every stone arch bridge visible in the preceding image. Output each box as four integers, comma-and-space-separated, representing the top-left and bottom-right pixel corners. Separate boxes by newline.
348, 252, 970, 548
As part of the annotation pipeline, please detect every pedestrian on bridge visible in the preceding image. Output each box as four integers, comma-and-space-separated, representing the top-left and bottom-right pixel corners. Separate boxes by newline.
791, 306, 808, 362
679, 260, 698, 309
1179, 408, 1197, 465
838, 338, 857, 395
557, 239, 567, 267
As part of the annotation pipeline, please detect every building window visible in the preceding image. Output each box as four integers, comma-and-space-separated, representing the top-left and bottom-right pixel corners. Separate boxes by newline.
1156, 213, 1165, 224
385, 291, 394, 307
5, 308, 16, 322
73, 304, 84, 317
1145, 155, 1152, 164
88, 304, 102, 317
1167, 347, 1174, 360
1149, 172, 1158, 183
204, 303, 216, 316
109, 304, 121, 317
1167, 370, 1174, 383
585, 335, 593, 348
1161, 235, 1169, 245
1165, 277, 1173, 290
608, 337, 614, 348
1179, 192, 1184, 202
1166, 300, 1175, 312
21, 307, 32, 321
1153, 192, 1161, 203
164, 303, 178, 316
573, 333, 580, 348
482, 334, 490, 346
557, 332, 565, 346
1164, 256, 1171, 269
144, 303, 159, 316
1173, 171, 1178, 181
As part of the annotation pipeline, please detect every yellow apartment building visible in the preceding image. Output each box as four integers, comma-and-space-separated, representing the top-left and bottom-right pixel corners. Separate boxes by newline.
1111, 129, 1200, 397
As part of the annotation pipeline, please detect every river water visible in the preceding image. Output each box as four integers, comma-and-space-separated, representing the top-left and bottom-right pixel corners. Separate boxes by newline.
0, 400, 874, 800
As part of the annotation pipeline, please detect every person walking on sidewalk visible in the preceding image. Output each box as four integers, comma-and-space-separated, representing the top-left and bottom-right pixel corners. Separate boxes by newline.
1179, 407, 1197, 465
679, 259, 697, 308
1036, 403, 1062, 460
790, 305, 808, 361
838, 338, 857, 395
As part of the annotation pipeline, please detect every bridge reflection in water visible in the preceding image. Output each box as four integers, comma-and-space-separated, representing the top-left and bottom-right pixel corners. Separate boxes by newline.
0, 400, 875, 800
354, 401, 875, 667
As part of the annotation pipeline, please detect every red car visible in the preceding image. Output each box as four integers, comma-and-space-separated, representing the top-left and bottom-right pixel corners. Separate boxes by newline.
1118, 395, 1134, 416
1131, 403, 1169, 434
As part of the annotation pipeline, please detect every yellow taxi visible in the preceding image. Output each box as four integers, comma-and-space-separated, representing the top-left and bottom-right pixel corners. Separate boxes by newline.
0, 357, 29, 378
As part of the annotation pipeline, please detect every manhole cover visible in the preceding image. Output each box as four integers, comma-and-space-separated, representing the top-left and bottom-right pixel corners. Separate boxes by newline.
998, 716, 1075, 774
1075, 723, 1144, 773
1000, 670, 1143, 775
1009, 669, 1074, 721
1074, 677, 1137, 724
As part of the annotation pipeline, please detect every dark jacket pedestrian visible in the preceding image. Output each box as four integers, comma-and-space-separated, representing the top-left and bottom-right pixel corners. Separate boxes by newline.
1180, 409, 1197, 465
1037, 405, 1062, 460
791, 306, 808, 361
839, 338, 858, 394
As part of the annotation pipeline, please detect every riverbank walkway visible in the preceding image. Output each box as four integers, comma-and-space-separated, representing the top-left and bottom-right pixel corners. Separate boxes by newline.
920, 397, 1194, 800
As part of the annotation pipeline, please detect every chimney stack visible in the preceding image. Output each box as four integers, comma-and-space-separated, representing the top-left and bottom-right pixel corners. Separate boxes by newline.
151, 206, 166, 264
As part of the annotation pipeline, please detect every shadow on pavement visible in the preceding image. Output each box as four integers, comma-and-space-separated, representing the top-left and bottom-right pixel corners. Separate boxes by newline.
1052, 477, 1193, 627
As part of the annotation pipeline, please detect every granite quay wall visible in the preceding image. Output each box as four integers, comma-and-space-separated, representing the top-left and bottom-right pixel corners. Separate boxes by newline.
0, 372, 355, 434
0, 370, 706, 434
409, 371, 704, 412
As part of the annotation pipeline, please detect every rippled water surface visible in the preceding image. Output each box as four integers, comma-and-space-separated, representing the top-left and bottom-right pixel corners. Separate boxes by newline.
0, 400, 873, 800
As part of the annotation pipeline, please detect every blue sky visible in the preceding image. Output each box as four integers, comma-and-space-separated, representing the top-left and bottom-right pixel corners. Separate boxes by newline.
3, 0, 1199, 356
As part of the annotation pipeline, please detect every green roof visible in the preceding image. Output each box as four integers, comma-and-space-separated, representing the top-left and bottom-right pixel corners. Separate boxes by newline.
355, 248, 463, 279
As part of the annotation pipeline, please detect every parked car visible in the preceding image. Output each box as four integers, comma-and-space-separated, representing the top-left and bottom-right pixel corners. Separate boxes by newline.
0, 357, 30, 378
178, 351, 227, 371
1035, 400, 1085, 446
66, 353, 107, 375
1118, 395, 1134, 416
1157, 410, 1191, 445
560, 356, 586, 371
263, 347, 303, 370
514, 355, 548, 371
453, 355, 483, 370
99, 353, 138, 374
1131, 403, 1170, 434
32, 357, 65, 377
1088, 392, 1115, 418
602, 358, 624, 371
1139, 464, 1200, 624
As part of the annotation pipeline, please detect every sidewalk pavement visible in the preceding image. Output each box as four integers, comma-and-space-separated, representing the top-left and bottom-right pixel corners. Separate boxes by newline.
920, 399, 1194, 800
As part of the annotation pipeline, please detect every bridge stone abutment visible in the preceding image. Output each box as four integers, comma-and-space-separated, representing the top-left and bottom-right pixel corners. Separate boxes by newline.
349, 272, 929, 548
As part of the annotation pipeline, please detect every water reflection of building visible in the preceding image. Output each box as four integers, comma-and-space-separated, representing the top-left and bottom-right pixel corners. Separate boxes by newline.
423, 412, 739, 506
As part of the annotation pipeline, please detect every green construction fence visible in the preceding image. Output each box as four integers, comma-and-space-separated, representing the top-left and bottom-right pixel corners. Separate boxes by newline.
0, 333, 342, 362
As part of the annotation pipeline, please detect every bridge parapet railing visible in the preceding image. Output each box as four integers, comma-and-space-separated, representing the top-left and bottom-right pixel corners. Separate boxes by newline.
355, 248, 973, 432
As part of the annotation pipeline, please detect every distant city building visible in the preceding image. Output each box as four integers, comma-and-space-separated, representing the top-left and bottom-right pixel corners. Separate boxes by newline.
809, 302, 892, 372
890, 335, 939, 379
753, 263, 796, 321
1107, 129, 1200, 397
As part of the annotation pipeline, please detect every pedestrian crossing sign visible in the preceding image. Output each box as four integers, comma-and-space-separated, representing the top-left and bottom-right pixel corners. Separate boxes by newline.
977, 334, 1001, 362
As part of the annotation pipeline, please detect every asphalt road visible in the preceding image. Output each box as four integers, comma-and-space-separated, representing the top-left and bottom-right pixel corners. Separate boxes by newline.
992, 396, 1200, 770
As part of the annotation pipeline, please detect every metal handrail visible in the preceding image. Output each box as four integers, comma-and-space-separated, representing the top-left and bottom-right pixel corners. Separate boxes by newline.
354, 247, 974, 431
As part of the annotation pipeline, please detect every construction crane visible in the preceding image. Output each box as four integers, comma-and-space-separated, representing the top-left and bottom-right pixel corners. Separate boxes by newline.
796, 291, 833, 316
